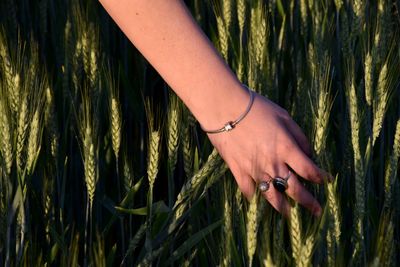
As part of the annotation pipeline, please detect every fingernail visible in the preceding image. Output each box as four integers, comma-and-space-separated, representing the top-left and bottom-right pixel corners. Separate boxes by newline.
321, 169, 334, 183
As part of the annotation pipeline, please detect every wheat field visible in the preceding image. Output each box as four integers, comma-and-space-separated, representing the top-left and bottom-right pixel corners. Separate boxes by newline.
0, 0, 399, 266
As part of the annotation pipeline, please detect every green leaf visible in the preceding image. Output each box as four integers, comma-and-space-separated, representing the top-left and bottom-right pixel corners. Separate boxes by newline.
165, 219, 222, 265
102, 177, 144, 216
49, 243, 59, 263
115, 206, 147, 215
276, 0, 285, 18
115, 201, 170, 215
106, 243, 117, 267
120, 176, 144, 207
102, 177, 145, 233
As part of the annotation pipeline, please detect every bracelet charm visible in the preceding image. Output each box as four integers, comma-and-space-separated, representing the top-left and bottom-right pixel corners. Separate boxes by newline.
224, 122, 234, 131
202, 84, 254, 134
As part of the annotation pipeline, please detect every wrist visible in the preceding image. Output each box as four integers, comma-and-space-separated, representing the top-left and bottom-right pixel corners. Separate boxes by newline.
201, 85, 254, 133
186, 82, 251, 132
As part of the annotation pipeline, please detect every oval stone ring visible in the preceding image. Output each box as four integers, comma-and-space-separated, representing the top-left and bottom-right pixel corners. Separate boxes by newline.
258, 180, 270, 192
272, 171, 292, 193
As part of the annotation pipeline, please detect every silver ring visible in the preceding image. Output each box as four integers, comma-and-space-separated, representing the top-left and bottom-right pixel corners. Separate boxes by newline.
272, 171, 292, 193
258, 181, 270, 192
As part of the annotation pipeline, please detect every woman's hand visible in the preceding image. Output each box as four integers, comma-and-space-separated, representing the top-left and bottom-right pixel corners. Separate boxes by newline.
207, 92, 330, 217
98, 0, 330, 216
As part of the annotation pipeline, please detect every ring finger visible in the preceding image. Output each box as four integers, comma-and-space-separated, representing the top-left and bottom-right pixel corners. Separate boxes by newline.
264, 165, 322, 216
257, 173, 291, 217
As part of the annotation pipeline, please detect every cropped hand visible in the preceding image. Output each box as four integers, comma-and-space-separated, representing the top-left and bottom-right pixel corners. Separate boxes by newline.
207, 92, 330, 217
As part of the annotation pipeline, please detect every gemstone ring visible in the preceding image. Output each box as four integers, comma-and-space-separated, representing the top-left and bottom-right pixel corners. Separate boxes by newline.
272, 171, 292, 193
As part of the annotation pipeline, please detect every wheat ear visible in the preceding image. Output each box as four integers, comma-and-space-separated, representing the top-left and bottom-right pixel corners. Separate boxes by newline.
174, 149, 221, 208
290, 205, 302, 263
0, 99, 13, 175
45, 86, 59, 159
364, 52, 373, 107
147, 131, 160, 188
222, 180, 232, 267
167, 98, 179, 172
182, 116, 193, 179
246, 193, 259, 267
26, 109, 42, 175
383, 119, 400, 207
16, 94, 28, 173
110, 97, 122, 161
83, 125, 97, 208
347, 73, 365, 263
299, 235, 315, 267
217, 15, 229, 61
372, 62, 389, 146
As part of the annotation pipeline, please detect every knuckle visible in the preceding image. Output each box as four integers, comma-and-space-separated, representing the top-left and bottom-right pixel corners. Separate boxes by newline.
281, 139, 296, 156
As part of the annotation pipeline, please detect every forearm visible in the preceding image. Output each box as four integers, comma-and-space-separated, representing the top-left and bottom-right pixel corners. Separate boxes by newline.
98, 0, 248, 129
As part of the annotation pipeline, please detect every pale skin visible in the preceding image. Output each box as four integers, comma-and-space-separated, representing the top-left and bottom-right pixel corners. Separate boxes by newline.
99, 0, 331, 217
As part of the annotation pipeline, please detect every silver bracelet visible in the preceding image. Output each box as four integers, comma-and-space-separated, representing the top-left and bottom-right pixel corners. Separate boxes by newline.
202, 84, 254, 134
